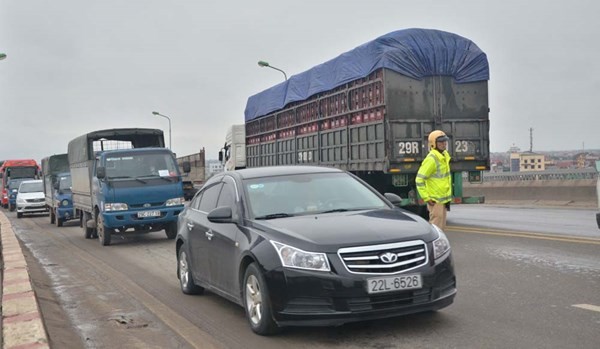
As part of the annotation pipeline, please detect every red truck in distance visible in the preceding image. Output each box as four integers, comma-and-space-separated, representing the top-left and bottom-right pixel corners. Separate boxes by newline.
0, 159, 40, 208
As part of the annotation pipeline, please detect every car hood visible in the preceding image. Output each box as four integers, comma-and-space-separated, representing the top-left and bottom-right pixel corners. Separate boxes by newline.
251, 209, 437, 253
17, 192, 45, 200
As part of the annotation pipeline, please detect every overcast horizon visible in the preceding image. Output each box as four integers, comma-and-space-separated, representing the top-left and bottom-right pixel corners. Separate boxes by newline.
1, 0, 599, 162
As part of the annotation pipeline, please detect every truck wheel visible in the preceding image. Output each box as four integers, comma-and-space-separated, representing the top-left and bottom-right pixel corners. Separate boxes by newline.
55, 210, 63, 227
97, 213, 111, 246
243, 263, 280, 335
178, 247, 204, 295
50, 209, 56, 224
165, 222, 177, 239
82, 212, 95, 239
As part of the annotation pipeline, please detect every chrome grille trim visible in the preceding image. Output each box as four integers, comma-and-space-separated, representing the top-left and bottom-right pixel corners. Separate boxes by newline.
337, 240, 429, 275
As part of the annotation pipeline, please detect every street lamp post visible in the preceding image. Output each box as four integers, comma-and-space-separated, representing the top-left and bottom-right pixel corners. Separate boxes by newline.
152, 111, 172, 150
258, 60, 287, 81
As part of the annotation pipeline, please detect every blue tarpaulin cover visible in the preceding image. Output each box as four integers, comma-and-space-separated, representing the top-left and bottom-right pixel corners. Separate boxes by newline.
245, 28, 489, 122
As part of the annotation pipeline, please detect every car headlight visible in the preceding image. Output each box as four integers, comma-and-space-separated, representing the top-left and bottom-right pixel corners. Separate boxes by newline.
16, 197, 27, 204
104, 203, 128, 211
432, 224, 451, 259
270, 241, 330, 272
166, 197, 185, 206
61, 199, 70, 207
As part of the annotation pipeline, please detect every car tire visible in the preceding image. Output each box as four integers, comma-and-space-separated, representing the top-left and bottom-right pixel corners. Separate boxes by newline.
178, 247, 204, 295
17, 212, 22, 218
97, 213, 111, 246
82, 212, 95, 239
165, 222, 177, 239
243, 263, 280, 336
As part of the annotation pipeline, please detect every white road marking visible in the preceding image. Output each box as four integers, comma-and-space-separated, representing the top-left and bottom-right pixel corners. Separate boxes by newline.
572, 304, 600, 313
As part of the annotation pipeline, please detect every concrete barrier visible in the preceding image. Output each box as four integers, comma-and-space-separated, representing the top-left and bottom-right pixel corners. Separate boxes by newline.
464, 179, 597, 206
1, 212, 50, 349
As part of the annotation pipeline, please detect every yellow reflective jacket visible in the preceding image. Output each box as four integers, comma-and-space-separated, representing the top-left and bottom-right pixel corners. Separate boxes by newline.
415, 149, 452, 203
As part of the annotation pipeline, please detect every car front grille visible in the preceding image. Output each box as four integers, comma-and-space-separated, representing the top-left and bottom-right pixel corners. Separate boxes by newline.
338, 240, 428, 275
26, 198, 45, 203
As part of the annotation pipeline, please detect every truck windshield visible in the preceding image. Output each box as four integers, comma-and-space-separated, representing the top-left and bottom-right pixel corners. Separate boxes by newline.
104, 153, 179, 179
58, 175, 72, 191
7, 167, 37, 179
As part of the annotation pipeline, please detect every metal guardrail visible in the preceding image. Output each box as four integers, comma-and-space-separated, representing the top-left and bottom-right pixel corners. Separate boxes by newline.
470, 168, 598, 182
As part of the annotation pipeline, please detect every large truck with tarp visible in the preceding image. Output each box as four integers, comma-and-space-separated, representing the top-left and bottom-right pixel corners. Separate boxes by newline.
41, 154, 78, 227
68, 128, 190, 246
0, 159, 40, 208
221, 28, 490, 217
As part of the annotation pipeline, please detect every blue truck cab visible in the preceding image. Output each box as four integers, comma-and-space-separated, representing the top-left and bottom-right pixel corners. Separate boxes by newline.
68, 128, 190, 246
42, 154, 77, 227
53, 172, 76, 226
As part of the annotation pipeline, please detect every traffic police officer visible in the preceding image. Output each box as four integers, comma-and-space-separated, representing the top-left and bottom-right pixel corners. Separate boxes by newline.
416, 130, 452, 230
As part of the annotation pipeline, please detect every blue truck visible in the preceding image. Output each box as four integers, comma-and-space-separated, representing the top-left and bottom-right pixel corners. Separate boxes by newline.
41, 154, 77, 226
68, 128, 190, 246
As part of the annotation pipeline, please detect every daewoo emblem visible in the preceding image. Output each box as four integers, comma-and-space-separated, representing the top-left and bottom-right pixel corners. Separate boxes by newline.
143, 203, 151, 208
380, 252, 398, 264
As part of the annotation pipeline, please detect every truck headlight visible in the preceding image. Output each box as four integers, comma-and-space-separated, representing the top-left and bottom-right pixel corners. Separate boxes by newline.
432, 224, 451, 259
270, 241, 330, 272
166, 197, 185, 206
61, 199, 70, 207
104, 203, 128, 211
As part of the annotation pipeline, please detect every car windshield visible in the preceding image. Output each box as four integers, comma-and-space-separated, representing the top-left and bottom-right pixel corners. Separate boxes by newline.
244, 172, 388, 218
104, 152, 179, 179
19, 182, 43, 193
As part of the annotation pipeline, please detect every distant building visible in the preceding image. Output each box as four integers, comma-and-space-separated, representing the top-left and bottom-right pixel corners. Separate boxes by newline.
519, 152, 545, 171
509, 151, 545, 172
205, 160, 224, 178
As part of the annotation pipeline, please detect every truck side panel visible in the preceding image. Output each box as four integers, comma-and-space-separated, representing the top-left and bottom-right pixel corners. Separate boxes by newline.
70, 160, 94, 212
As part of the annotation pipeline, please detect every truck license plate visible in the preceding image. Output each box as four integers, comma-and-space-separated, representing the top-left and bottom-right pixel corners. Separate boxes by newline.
137, 210, 161, 218
366, 274, 422, 294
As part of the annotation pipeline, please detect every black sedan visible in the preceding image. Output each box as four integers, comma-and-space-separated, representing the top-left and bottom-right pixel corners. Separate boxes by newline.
175, 166, 455, 335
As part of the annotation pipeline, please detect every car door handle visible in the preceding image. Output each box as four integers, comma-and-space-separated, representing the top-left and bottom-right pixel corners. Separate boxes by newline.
205, 229, 214, 241
186, 222, 194, 231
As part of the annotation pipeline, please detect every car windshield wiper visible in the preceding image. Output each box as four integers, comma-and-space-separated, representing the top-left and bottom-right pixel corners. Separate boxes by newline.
137, 175, 173, 182
254, 213, 295, 220
320, 208, 350, 214
107, 176, 146, 184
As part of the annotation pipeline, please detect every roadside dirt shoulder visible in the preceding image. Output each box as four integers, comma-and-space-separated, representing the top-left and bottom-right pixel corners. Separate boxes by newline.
22, 245, 85, 349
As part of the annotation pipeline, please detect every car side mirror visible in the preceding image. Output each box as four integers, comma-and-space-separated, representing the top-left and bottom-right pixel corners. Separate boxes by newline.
218, 150, 224, 162
182, 161, 191, 173
96, 166, 106, 179
384, 192, 402, 205
207, 206, 234, 224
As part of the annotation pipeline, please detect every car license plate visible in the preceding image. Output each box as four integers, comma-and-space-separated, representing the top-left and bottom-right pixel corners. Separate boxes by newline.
137, 210, 161, 218
366, 274, 422, 294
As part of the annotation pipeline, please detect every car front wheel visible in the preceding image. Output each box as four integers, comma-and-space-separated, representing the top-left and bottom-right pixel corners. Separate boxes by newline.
243, 263, 279, 335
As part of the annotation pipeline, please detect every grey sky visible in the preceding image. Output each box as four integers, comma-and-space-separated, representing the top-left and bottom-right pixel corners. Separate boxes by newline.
1, 0, 599, 163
